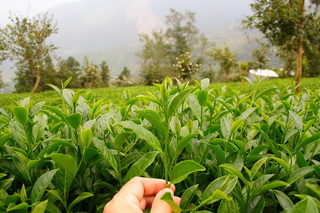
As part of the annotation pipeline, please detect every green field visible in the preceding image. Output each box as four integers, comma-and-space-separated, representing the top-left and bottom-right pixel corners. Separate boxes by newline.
0, 77, 320, 212
1, 78, 319, 109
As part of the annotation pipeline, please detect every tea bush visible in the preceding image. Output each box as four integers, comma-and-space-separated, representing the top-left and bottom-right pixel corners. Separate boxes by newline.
0, 77, 319, 212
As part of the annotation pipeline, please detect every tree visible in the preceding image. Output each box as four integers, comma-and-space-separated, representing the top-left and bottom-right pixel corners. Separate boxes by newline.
209, 46, 239, 81
57, 56, 82, 88
173, 51, 202, 82
99, 60, 110, 87
250, 42, 271, 69
244, 0, 320, 92
137, 9, 204, 84
137, 30, 171, 85
116, 67, 132, 87
0, 13, 58, 93
0, 70, 4, 89
80, 57, 100, 89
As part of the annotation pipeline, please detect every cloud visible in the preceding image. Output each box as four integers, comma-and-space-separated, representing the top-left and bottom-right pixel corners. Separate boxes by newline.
126, 0, 164, 35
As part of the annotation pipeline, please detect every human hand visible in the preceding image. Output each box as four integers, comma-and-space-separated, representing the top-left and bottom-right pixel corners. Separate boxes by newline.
104, 177, 180, 213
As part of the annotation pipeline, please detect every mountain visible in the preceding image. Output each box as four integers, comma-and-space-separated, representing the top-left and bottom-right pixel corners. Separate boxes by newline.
1, 0, 257, 85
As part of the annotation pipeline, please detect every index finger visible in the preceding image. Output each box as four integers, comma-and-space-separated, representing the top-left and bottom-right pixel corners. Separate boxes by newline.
117, 177, 175, 201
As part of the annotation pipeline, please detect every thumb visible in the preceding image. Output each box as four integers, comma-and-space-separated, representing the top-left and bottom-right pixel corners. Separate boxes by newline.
150, 188, 174, 213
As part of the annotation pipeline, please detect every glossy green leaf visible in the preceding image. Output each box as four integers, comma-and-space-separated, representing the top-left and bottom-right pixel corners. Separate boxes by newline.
81, 128, 93, 148
7, 202, 28, 212
219, 164, 248, 186
170, 160, 205, 184
66, 113, 82, 129
230, 119, 244, 135
221, 117, 231, 139
197, 90, 208, 106
288, 166, 314, 185
114, 131, 131, 150
175, 133, 198, 160
46, 153, 77, 179
270, 156, 291, 174
32, 200, 48, 213
202, 175, 238, 201
93, 137, 118, 172
273, 189, 294, 212
118, 121, 162, 152
248, 195, 265, 213
288, 197, 318, 213
31, 169, 58, 203
294, 133, 320, 151
123, 151, 158, 183
135, 109, 166, 137
250, 157, 268, 180
167, 89, 192, 118
13, 107, 28, 125
67, 192, 94, 212
180, 184, 198, 209
289, 110, 303, 132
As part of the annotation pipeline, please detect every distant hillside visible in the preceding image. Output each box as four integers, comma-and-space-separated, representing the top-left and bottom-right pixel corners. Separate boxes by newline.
1, 0, 259, 89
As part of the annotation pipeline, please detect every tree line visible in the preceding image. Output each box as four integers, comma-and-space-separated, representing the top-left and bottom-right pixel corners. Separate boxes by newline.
1, 1, 320, 93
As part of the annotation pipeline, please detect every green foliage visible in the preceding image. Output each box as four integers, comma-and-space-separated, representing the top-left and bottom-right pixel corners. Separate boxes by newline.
0, 78, 320, 212
0, 13, 58, 93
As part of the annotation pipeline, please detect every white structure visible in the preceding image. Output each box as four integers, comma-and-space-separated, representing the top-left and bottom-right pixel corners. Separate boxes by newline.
248, 69, 279, 81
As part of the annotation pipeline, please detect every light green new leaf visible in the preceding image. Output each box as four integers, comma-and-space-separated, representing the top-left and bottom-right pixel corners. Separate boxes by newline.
114, 131, 131, 150
175, 133, 198, 160
197, 90, 208, 106
294, 133, 320, 151
170, 160, 205, 184
270, 157, 291, 174
93, 137, 118, 172
219, 164, 248, 186
118, 121, 162, 152
273, 189, 294, 212
13, 107, 28, 125
6, 202, 28, 212
257, 180, 290, 195
221, 117, 231, 140
32, 200, 48, 213
167, 89, 192, 118
67, 192, 94, 212
160, 192, 182, 213
200, 78, 210, 90
288, 197, 319, 213
289, 110, 303, 132
66, 113, 82, 129
230, 119, 244, 136
288, 166, 314, 185
31, 169, 58, 203
123, 151, 158, 183
135, 109, 167, 137
81, 128, 93, 148
202, 175, 238, 201
46, 153, 77, 179
251, 157, 268, 180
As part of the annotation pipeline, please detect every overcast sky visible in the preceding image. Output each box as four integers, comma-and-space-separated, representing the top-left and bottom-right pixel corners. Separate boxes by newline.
0, 0, 81, 24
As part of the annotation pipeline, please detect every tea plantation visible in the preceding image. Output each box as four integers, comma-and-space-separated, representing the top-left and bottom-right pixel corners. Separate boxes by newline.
0, 77, 319, 212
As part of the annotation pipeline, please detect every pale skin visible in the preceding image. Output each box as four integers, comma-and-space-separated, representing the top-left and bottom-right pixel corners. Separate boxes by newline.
104, 177, 181, 213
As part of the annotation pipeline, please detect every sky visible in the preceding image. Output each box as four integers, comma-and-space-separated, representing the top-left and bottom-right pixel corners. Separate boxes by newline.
0, 0, 81, 24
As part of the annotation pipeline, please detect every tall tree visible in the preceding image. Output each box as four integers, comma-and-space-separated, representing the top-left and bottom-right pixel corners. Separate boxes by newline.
244, 0, 320, 92
250, 42, 271, 69
137, 30, 171, 85
0, 70, 4, 90
0, 13, 58, 93
137, 9, 203, 84
57, 56, 82, 88
99, 60, 110, 87
209, 46, 239, 81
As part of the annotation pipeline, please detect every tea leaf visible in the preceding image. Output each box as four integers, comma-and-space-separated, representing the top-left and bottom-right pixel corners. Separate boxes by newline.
32, 200, 48, 213
67, 192, 94, 212
114, 131, 131, 150
294, 133, 320, 151
273, 189, 294, 212
168, 89, 192, 118
170, 160, 205, 184
180, 184, 198, 209
288, 197, 318, 213
118, 121, 162, 152
123, 151, 158, 183
160, 192, 182, 213
31, 169, 58, 203
93, 137, 118, 172
66, 113, 82, 129
13, 107, 28, 125
288, 166, 314, 185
